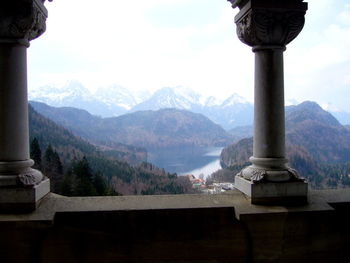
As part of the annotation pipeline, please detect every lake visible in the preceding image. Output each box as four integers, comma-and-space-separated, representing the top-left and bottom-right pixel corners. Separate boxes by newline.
148, 147, 223, 179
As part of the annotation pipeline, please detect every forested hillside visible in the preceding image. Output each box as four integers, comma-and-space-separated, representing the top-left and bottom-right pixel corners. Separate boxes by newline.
30, 101, 233, 149
29, 101, 147, 165
29, 105, 195, 196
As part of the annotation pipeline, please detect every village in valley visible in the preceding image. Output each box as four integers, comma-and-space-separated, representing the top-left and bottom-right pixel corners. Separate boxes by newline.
185, 174, 235, 194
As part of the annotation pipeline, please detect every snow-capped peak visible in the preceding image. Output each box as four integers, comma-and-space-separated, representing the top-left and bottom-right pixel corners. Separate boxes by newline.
221, 93, 248, 107
131, 86, 203, 111
29, 80, 92, 103
171, 86, 202, 104
94, 85, 138, 110
29, 80, 255, 129
204, 96, 223, 107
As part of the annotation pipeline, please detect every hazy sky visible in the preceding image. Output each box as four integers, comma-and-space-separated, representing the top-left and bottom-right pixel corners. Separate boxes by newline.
28, 0, 350, 112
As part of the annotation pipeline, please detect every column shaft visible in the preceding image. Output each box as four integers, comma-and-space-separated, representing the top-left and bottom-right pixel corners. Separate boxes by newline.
253, 47, 285, 159
0, 43, 30, 162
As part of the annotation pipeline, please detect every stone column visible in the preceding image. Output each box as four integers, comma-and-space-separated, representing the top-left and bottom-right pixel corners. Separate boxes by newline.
228, 0, 308, 205
0, 0, 51, 212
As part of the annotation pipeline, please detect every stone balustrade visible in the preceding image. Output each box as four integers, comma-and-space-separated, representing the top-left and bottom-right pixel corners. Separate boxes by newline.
0, 190, 349, 263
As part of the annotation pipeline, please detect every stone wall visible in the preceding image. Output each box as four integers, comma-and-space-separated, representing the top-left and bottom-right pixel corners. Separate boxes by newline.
0, 190, 349, 263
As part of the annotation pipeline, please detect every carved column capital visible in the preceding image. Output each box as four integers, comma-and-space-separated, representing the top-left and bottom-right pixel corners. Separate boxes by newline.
0, 0, 48, 46
231, 0, 308, 48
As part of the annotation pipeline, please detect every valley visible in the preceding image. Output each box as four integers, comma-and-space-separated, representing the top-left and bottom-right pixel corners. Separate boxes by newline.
29, 87, 350, 191
29, 105, 197, 196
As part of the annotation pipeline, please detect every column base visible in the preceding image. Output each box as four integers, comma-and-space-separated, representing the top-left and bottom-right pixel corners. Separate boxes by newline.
0, 178, 50, 213
235, 176, 308, 205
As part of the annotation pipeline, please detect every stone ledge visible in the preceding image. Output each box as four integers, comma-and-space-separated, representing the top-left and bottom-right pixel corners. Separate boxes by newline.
0, 178, 50, 213
0, 189, 347, 222
235, 176, 308, 205
0, 189, 349, 263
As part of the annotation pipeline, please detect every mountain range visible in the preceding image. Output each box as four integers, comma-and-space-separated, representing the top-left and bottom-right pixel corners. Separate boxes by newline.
29, 82, 254, 130
29, 81, 150, 118
30, 101, 234, 150
30, 97, 350, 189
29, 81, 350, 128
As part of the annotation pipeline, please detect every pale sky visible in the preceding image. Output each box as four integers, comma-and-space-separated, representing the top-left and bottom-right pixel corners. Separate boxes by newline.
28, 0, 350, 112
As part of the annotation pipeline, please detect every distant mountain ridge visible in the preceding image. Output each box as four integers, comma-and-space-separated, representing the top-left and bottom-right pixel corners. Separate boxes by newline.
131, 87, 254, 130
29, 81, 350, 129
30, 101, 234, 150
29, 80, 150, 118
30, 83, 253, 130
131, 86, 203, 111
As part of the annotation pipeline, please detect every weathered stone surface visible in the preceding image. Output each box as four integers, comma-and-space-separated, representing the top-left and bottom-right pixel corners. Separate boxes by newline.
233, 0, 307, 47
0, 0, 48, 44
235, 176, 308, 205
0, 178, 50, 212
0, 190, 349, 263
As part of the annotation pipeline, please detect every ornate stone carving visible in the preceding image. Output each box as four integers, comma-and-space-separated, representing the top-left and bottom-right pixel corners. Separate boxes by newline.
236, 9, 306, 47
18, 168, 44, 186
287, 167, 305, 182
238, 166, 267, 183
236, 11, 256, 47
233, 0, 307, 48
237, 165, 305, 183
0, 0, 48, 43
